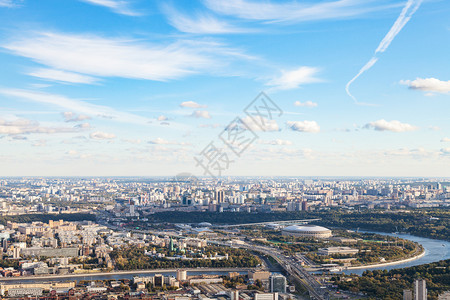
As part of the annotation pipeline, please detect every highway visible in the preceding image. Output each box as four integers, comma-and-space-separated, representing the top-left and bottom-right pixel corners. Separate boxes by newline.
208, 238, 327, 300
99, 213, 328, 299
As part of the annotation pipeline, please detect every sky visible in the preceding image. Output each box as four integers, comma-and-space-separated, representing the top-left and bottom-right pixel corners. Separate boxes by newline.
0, 0, 449, 177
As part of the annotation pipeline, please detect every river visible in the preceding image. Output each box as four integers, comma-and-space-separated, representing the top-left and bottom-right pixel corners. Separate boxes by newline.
2, 233, 449, 282
341, 231, 450, 275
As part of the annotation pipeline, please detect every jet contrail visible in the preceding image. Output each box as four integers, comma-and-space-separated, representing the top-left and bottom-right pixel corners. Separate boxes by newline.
346, 0, 423, 104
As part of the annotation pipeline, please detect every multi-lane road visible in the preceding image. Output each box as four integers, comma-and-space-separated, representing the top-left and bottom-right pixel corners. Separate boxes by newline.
238, 242, 327, 300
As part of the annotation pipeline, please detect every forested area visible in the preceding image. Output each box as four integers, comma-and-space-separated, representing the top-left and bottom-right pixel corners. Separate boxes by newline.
138, 209, 450, 241
110, 245, 260, 270
0, 213, 95, 224
333, 259, 450, 299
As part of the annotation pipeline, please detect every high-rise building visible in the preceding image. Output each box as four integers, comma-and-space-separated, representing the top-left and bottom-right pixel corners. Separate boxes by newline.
414, 279, 427, 300
215, 190, 224, 203
176, 269, 187, 281
169, 237, 174, 252
229, 290, 239, 300
182, 195, 192, 206
270, 274, 286, 293
403, 289, 413, 300
301, 201, 308, 211
154, 274, 164, 287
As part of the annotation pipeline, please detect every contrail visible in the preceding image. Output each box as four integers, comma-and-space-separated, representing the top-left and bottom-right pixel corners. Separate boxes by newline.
346, 0, 423, 104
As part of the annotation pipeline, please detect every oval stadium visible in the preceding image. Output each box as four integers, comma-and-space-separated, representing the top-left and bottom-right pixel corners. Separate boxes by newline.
281, 225, 332, 238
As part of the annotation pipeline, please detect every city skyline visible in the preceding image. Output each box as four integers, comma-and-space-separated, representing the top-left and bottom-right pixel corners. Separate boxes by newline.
0, 0, 449, 177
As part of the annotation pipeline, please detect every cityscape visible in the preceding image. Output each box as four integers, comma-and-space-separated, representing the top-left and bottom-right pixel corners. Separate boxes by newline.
1, 0, 450, 299
0, 177, 448, 299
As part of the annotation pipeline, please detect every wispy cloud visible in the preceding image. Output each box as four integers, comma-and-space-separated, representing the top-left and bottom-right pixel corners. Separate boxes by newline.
62, 112, 91, 122
163, 5, 250, 34
4, 31, 250, 82
148, 137, 190, 146
79, 0, 140, 16
191, 110, 211, 119
442, 148, 450, 156
267, 66, 321, 90
0, 117, 81, 135
204, 0, 397, 23
364, 119, 417, 132
28, 68, 99, 84
441, 137, 450, 143
198, 123, 221, 129
346, 0, 422, 103
241, 116, 279, 132
400, 78, 450, 94
294, 100, 317, 107
259, 139, 293, 146
148, 137, 172, 145
287, 120, 320, 133
180, 101, 207, 108
0, 0, 21, 7
90, 131, 116, 140
0, 89, 153, 126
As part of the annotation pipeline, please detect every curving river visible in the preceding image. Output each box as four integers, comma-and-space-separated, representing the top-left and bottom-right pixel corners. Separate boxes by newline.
341, 231, 450, 275
2, 232, 449, 282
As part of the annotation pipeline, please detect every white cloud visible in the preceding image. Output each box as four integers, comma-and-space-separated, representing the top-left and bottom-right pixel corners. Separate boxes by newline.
204, 0, 396, 23
75, 123, 91, 129
0, 0, 20, 7
180, 101, 207, 108
29, 68, 99, 84
62, 112, 92, 122
123, 138, 141, 144
400, 78, 450, 94
32, 139, 47, 147
79, 0, 140, 16
199, 123, 221, 129
428, 126, 440, 131
149, 138, 171, 145
148, 138, 190, 146
90, 131, 116, 140
441, 148, 450, 156
346, 0, 422, 103
0, 117, 80, 135
240, 116, 279, 132
191, 110, 211, 119
259, 139, 292, 146
163, 5, 249, 34
383, 147, 439, 159
0, 89, 153, 126
294, 100, 317, 107
364, 119, 418, 132
267, 66, 321, 90
157, 115, 168, 121
67, 150, 78, 156
287, 120, 320, 133
4, 31, 248, 82
441, 138, 450, 143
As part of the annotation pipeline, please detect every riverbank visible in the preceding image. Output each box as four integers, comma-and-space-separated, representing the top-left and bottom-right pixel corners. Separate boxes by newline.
0, 267, 251, 282
340, 231, 450, 275
345, 247, 426, 270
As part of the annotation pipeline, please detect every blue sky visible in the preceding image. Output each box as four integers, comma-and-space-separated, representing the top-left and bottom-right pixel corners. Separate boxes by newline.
0, 0, 449, 177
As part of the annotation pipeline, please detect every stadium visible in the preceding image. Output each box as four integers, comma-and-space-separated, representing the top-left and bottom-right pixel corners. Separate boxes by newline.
281, 225, 332, 238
